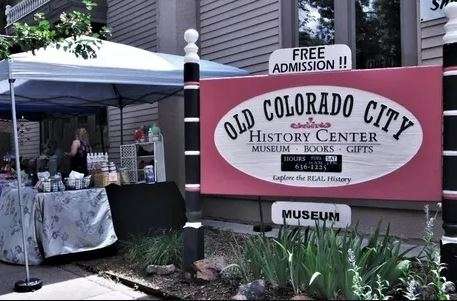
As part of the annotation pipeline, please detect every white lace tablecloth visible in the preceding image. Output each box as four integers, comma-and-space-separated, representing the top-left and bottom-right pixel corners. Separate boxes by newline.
0, 186, 117, 265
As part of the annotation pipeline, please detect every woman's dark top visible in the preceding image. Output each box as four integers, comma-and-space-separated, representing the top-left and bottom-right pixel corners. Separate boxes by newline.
70, 140, 89, 175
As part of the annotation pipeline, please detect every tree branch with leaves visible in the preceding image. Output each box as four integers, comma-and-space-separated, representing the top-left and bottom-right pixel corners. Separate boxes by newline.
0, 0, 110, 60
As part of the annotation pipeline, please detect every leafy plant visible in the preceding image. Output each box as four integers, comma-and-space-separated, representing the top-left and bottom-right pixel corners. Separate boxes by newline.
226, 205, 457, 300
400, 204, 454, 300
227, 223, 410, 299
349, 250, 390, 300
225, 228, 307, 288
123, 230, 183, 267
349, 248, 373, 300
0, 38, 11, 60
402, 275, 421, 300
0, 0, 110, 60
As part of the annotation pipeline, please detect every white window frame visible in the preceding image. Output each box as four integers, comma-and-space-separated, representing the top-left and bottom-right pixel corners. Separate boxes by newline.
282, 0, 418, 67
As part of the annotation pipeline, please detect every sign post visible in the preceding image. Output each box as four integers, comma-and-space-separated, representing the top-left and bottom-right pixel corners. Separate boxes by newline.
442, 3, 457, 283
183, 29, 204, 270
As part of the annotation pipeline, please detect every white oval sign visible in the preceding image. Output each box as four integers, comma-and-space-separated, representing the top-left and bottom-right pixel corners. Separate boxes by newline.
214, 86, 423, 187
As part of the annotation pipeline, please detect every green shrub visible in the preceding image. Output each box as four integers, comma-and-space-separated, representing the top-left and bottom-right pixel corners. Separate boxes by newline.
227, 223, 411, 299
400, 204, 454, 300
227, 205, 457, 300
123, 230, 183, 267
1, 0, 111, 61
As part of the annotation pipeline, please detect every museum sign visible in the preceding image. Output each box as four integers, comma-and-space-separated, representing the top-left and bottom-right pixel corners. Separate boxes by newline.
201, 66, 442, 201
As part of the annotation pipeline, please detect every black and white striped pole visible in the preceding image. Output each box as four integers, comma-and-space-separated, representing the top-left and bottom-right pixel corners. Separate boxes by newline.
442, 2, 457, 283
183, 29, 204, 270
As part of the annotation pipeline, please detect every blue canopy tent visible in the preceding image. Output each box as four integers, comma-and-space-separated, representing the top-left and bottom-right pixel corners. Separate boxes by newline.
0, 37, 247, 123
0, 37, 247, 288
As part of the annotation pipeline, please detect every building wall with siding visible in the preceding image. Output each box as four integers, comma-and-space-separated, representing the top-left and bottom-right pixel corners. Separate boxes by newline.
107, 0, 159, 163
105, 0, 280, 166
19, 121, 40, 159
199, 0, 281, 75
419, 18, 446, 65
157, 0, 197, 194
0, 120, 39, 159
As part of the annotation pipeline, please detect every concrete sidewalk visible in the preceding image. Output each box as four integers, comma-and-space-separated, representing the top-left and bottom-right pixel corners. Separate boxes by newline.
0, 263, 155, 300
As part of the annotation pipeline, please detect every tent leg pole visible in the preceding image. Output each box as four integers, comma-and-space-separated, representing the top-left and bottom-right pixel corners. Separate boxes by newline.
10, 79, 30, 280
183, 29, 204, 272
99, 113, 105, 153
120, 105, 124, 146
9, 79, 42, 292
100, 126, 105, 153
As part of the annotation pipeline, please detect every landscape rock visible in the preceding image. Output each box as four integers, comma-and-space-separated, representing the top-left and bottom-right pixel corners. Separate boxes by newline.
233, 279, 265, 300
193, 256, 227, 281
145, 264, 176, 276
184, 271, 193, 281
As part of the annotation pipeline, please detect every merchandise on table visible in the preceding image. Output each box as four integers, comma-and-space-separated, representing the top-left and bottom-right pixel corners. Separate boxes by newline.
134, 128, 146, 143
1, 154, 13, 174
86, 152, 121, 187
41, 179, 51, 192
148, 123, 161, 142
134, 123, 162, 144
93, 171, 120, 187
53, 173, 66, 192
118, 167, 131, 185
35, 170, 91, 192
87, 152, 109, 173
144, 165, 156, 184
65, 175, 92, 190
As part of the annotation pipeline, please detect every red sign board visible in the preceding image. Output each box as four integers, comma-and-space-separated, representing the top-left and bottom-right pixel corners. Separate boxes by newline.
200, 66, 442, 201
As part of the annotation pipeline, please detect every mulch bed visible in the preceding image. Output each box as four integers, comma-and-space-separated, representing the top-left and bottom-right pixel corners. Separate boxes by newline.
75, 228, 295, 300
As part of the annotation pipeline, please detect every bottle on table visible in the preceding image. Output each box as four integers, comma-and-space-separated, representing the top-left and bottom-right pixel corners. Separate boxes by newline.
144, 165, 155, 184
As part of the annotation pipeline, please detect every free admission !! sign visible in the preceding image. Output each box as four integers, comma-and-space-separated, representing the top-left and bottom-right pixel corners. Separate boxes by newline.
200, 66, 442, 201
269, 45, 352, 75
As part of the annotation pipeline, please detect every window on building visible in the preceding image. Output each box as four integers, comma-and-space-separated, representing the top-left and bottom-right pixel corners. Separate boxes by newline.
294, 0, 408, 68
298, 0, 335, 47
355, 0, 401, 69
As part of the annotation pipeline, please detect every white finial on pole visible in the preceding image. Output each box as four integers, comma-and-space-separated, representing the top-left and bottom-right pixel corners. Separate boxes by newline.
184, 29, 199, 63
5, 5, 11, 25
444, 2, 457, 44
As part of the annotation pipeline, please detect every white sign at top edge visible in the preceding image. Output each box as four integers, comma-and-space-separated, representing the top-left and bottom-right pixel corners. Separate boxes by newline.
269, 45, 352, 75
420, 0, 447, 22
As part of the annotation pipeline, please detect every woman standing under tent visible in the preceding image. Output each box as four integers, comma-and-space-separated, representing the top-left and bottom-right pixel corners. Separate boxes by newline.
68, 128, 91, 175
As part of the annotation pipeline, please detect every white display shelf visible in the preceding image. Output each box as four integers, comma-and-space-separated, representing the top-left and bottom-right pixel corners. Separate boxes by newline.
120, 133, 166, 184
